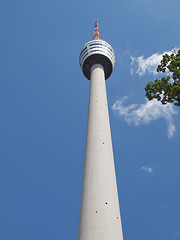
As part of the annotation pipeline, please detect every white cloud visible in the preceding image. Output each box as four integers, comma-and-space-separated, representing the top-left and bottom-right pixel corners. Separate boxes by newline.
112, 97, 177, 139
130, 48, 178, 76
140, 166, 153, 173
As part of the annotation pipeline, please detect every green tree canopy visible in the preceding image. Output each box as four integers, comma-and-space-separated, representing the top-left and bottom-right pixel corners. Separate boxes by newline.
145, 49, 180, 106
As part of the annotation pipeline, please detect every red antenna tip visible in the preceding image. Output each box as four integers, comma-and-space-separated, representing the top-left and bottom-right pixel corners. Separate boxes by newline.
93, 20, 101, 40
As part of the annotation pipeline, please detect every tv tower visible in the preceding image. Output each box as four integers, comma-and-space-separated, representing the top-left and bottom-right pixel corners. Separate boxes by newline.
78, 21, 123, 240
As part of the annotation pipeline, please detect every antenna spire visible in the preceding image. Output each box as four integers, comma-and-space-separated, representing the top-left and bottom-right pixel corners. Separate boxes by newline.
93, 20, 101, 40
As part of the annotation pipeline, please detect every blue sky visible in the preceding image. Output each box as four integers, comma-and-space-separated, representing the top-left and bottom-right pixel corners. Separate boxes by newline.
0, 0, 180, 239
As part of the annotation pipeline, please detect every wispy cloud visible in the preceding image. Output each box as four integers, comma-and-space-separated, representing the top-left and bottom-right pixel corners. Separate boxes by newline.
140, 166, 153, 173
171, 229, 180, 238
174, 229, 180, 237
130, 48, 178, 76
112, 97, 177, 139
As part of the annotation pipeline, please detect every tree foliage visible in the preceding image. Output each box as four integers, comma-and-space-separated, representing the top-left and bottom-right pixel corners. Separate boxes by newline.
145, 49, 180, 106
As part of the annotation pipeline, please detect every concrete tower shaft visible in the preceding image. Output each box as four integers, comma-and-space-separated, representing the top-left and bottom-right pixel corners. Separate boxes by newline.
78, 22, 123, 240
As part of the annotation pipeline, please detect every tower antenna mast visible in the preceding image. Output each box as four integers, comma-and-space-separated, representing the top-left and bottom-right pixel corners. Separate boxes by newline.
93, 20, 101, 40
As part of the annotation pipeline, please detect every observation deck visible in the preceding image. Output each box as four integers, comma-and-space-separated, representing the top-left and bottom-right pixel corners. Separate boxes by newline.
79, 22, 115, 80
